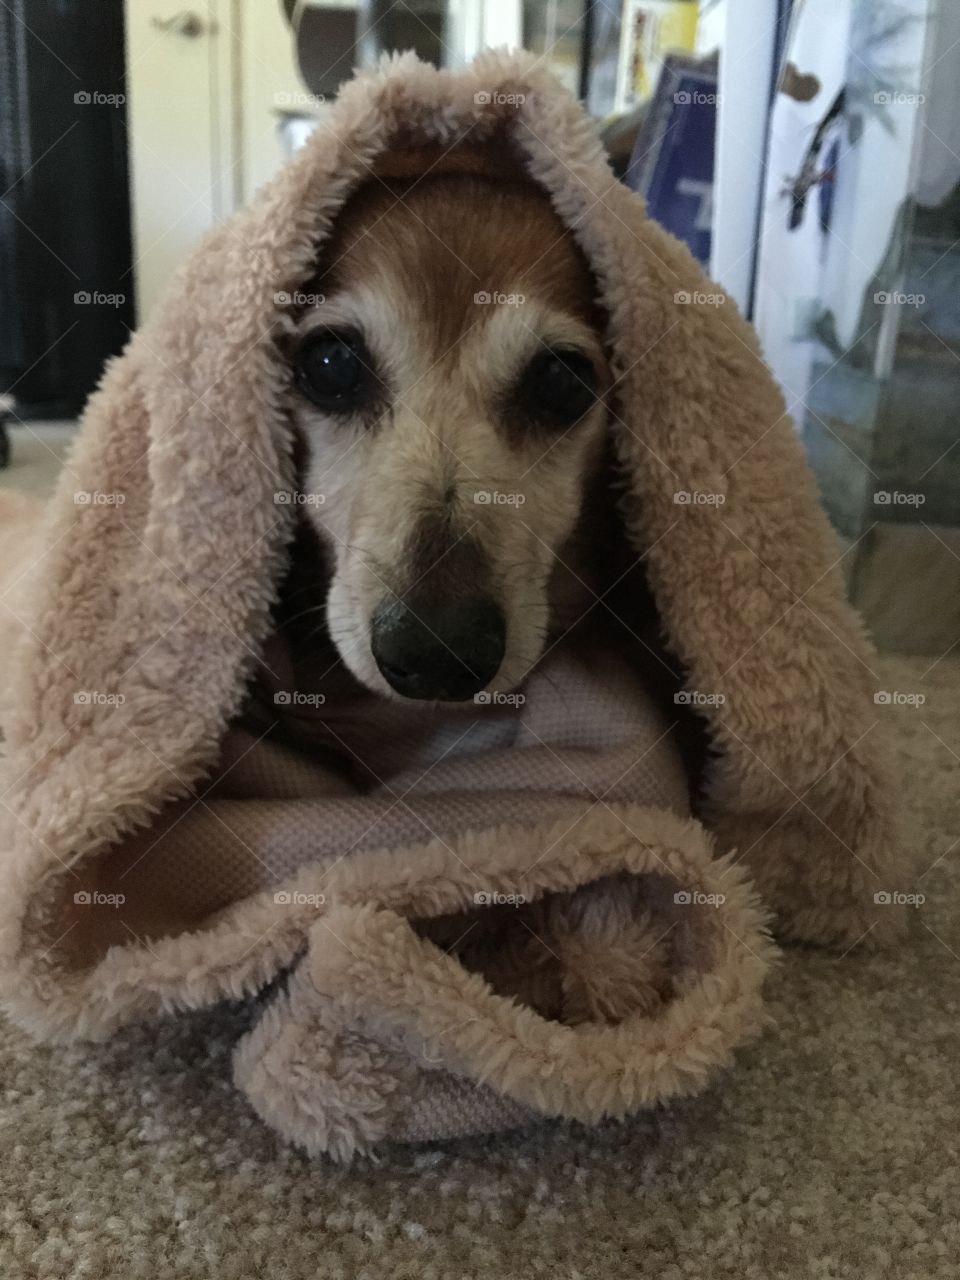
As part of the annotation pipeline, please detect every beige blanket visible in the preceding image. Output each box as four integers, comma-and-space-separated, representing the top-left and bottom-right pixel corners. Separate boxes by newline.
0, 51, 908, 1160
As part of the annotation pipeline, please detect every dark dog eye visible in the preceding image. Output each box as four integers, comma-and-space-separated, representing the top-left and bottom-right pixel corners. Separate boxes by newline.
518, 348, 598, 427
295, 329, 371, 410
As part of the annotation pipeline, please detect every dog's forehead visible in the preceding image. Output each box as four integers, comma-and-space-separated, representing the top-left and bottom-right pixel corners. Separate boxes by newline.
314, 172, 603, 360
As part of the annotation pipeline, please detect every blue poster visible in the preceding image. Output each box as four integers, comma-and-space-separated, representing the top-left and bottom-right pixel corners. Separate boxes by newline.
624, 56, 719, 266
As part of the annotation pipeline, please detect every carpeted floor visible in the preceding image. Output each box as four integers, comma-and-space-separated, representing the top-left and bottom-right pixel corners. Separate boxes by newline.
0, 421, 74, 500
1, 428, 958, 1279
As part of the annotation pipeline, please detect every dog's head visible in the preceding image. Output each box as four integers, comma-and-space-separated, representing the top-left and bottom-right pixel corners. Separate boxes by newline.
286, 170, 611, 702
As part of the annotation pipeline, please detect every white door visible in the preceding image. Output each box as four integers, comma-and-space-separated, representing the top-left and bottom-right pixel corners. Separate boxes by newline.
124, 0, 235, 320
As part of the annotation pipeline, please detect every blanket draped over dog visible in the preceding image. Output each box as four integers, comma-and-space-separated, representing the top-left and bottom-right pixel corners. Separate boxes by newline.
0, 51, 907, 1160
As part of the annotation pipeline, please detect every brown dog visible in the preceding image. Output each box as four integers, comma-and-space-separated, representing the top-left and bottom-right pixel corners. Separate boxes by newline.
284, 164, 613, 704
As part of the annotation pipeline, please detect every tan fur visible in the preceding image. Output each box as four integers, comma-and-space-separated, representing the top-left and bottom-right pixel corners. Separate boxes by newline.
294, 171, 610, 698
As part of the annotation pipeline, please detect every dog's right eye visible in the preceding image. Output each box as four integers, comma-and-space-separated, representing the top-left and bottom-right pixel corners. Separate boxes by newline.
295, 329, 372, 411
517, 347, 599, 430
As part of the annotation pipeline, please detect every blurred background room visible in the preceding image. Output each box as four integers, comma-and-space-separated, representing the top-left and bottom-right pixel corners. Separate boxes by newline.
1, 0, 957, 655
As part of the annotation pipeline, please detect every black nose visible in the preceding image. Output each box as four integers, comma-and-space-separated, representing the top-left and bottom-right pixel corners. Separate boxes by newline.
370, 596, 506, 701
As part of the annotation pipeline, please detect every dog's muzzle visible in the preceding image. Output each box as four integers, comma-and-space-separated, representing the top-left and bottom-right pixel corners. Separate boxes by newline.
370, 595, 506, 701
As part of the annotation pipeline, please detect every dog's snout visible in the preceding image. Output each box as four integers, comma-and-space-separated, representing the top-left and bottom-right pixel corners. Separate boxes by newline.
370, 596, 506, 701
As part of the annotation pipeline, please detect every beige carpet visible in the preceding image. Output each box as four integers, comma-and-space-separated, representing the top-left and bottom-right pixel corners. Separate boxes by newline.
1, 430, 958, 1278
0, 422, 74, 500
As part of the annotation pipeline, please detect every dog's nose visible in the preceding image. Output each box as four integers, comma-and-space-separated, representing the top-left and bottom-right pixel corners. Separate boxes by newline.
370, 596, 506, 701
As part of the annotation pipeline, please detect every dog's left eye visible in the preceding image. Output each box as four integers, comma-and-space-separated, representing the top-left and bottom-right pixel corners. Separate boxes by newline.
518, 348, 599, 427
295, 329, 371, 410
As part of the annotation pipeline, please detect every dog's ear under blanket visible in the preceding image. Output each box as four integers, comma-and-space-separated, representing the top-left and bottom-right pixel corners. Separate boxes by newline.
0, 51, 910, 1159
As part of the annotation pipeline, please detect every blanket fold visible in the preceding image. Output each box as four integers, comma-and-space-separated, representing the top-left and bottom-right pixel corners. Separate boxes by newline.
0, 49, 908, 1159
233, 807, 771, 1158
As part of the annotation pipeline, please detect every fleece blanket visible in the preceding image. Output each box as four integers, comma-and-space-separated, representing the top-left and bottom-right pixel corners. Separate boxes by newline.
0, 51, 908, 1160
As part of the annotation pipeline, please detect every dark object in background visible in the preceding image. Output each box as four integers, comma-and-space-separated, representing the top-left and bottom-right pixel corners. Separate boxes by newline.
0, 0, 134, 443
600, 103, 649, 180
786, 86, 845, 231
624, 52, 719, 268
285, 0, 447, 101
